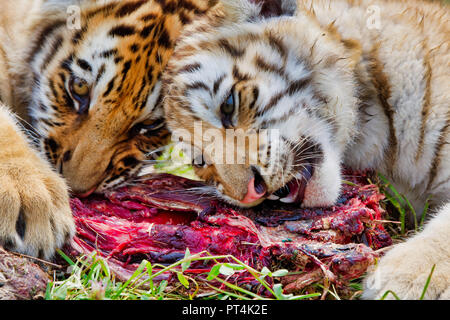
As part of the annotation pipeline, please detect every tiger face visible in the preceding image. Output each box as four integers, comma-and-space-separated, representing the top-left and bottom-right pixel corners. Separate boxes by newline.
26, 0, 216, 196
163, 5, 360, 207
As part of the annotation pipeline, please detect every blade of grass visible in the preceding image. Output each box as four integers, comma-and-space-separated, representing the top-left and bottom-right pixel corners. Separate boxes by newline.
56, 249, 76, 266
380, 290, 401, 300
420, 197, 431, 227
419, 264, 436, 300
403, 195, 418, 231
112, 260, 147, 299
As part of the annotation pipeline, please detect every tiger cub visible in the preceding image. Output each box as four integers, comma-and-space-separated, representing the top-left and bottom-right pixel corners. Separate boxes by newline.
0, 0, 220, 259
162, 0, 450, 299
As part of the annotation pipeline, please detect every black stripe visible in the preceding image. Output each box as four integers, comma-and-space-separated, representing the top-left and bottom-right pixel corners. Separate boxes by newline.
117, 60, 132, 92
115, 0, 146, 17
147, 64, 154, 83
255, 91, 284, 117
178, 11, 192, 24
100, 49, 119, 58
287, 77, 311, 96
114, 56, 124, 64
58, 72, 66, 85
61, 56, 73, 72
49, 79, 58, 99
232, 66, 250, 82
186, 81, 210, 92
218, 39, 244, 57
109, 25, 136, 37
157, 28, 172, 48
179, 0, 207, 14
155, 0, 177, 14
62, 90, 75, 110
103, 77, 116, 97
28, 20, 65, 64
178, 63, 202, 74
133, 76, 147, 105
77, 58, 93, 72
86, 3, 116, 19
213, 74, 226, 95
141, 13, 158, 22
428, 119, 450, 189
260, 107, 297, 128
267, 33, 287, 59
40, 35, 64, 72
96, 64, 106, 83
140, 23, 156, 38
430, 173, 450, 192
254, 55, 284, 76
249, 87, 259, 109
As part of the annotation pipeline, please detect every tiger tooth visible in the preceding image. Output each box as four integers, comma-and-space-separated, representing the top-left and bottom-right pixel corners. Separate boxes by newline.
280, 197, 295, 203
267, 194, 279, 200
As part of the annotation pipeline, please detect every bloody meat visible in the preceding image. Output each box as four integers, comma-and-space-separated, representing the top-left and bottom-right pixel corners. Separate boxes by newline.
0, 247, 49, 300
66, 172, 392, 295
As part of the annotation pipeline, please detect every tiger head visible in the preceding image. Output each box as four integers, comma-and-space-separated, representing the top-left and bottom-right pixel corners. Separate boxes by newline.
163, 1, 361, 207
22, 0, 217, 196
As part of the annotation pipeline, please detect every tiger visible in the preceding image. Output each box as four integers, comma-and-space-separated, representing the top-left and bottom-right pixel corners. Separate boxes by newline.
0, 0, 220, 260
161, 0, 450, 299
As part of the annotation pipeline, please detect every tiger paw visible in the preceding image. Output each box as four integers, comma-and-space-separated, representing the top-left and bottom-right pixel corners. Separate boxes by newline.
0, 157, 75, 260
362, 236, 450, 300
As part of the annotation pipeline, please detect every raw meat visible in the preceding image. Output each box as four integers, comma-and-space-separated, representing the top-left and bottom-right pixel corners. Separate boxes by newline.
67, 172, 392, 295
0, 247, 49, 300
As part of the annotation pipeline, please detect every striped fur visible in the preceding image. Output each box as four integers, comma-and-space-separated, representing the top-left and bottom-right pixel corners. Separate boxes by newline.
163, 0, 450, 299
0, 0, 218, 259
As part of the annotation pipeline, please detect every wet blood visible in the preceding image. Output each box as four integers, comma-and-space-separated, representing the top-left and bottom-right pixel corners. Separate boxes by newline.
66, 172, 392, 295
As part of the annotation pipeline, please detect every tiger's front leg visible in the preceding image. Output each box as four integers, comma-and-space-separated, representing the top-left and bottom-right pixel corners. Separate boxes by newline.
0, 105, 74, 259
363, 204, 450, 300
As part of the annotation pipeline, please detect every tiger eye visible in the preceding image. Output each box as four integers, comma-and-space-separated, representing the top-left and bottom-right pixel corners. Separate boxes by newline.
71, 77, 90, 97
221, 93, 235, 115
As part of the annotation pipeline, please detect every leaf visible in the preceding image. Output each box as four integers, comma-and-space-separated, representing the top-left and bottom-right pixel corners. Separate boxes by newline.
177, 272, 190, 288
181, 248, 191, 272
260, 267, 271, 277
219, 264, 235, 276
207, 264, 222, 281
272, 269, 289, 277
157, 280, 168, 295
223, 263, 245, 270
273, 283, 293, 300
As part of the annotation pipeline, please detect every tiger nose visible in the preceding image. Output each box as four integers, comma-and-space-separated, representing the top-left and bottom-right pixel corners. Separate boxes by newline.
241, 168, 267, 204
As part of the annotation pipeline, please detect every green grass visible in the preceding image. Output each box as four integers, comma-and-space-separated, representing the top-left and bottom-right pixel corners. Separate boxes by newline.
45, 249, 321, 300
376, 173, 430, 236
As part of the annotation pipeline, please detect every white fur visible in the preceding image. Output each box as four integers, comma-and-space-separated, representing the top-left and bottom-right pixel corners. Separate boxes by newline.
164, 0, 450, 299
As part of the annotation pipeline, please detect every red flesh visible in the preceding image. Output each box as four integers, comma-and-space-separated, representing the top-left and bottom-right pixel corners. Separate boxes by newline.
66, 172, 392, 295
